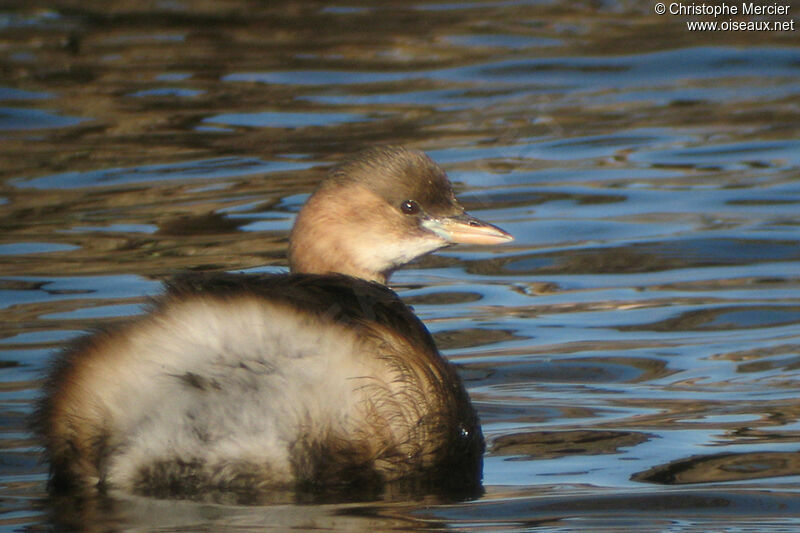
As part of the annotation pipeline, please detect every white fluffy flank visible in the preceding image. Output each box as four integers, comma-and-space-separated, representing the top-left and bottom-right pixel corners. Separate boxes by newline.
83, 295, 388, 490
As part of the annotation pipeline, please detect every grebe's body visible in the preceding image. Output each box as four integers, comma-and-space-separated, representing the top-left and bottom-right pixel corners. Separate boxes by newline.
36, 146, 511, 500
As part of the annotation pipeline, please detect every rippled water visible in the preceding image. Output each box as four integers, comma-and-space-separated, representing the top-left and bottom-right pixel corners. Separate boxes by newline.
2, 1, 800, 530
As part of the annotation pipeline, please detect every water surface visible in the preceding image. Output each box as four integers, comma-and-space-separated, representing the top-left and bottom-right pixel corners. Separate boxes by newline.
1, 1, 800, 531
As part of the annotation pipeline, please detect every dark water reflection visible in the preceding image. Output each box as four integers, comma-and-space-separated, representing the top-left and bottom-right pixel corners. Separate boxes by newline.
2, 0, 800, 530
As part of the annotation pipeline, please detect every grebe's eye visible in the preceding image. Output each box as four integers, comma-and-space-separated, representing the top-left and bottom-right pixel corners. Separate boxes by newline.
400, 200, 420, 215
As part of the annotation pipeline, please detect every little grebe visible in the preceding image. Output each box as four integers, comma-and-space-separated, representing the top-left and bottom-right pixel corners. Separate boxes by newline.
35, 146, 513, 500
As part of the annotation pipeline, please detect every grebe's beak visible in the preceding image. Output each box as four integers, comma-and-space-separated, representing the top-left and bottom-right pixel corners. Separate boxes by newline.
423, 212, 513, 245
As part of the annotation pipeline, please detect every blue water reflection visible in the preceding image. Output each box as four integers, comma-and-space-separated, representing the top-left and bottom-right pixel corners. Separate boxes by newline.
13, 158, 314, 189
1, 1, 800, 531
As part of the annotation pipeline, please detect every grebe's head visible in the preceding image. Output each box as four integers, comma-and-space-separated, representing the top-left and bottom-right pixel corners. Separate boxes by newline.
289, 146, 513, 284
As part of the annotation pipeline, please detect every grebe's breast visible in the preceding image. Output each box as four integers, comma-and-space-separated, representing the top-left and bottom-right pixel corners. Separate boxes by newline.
38, 273, 483, 499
